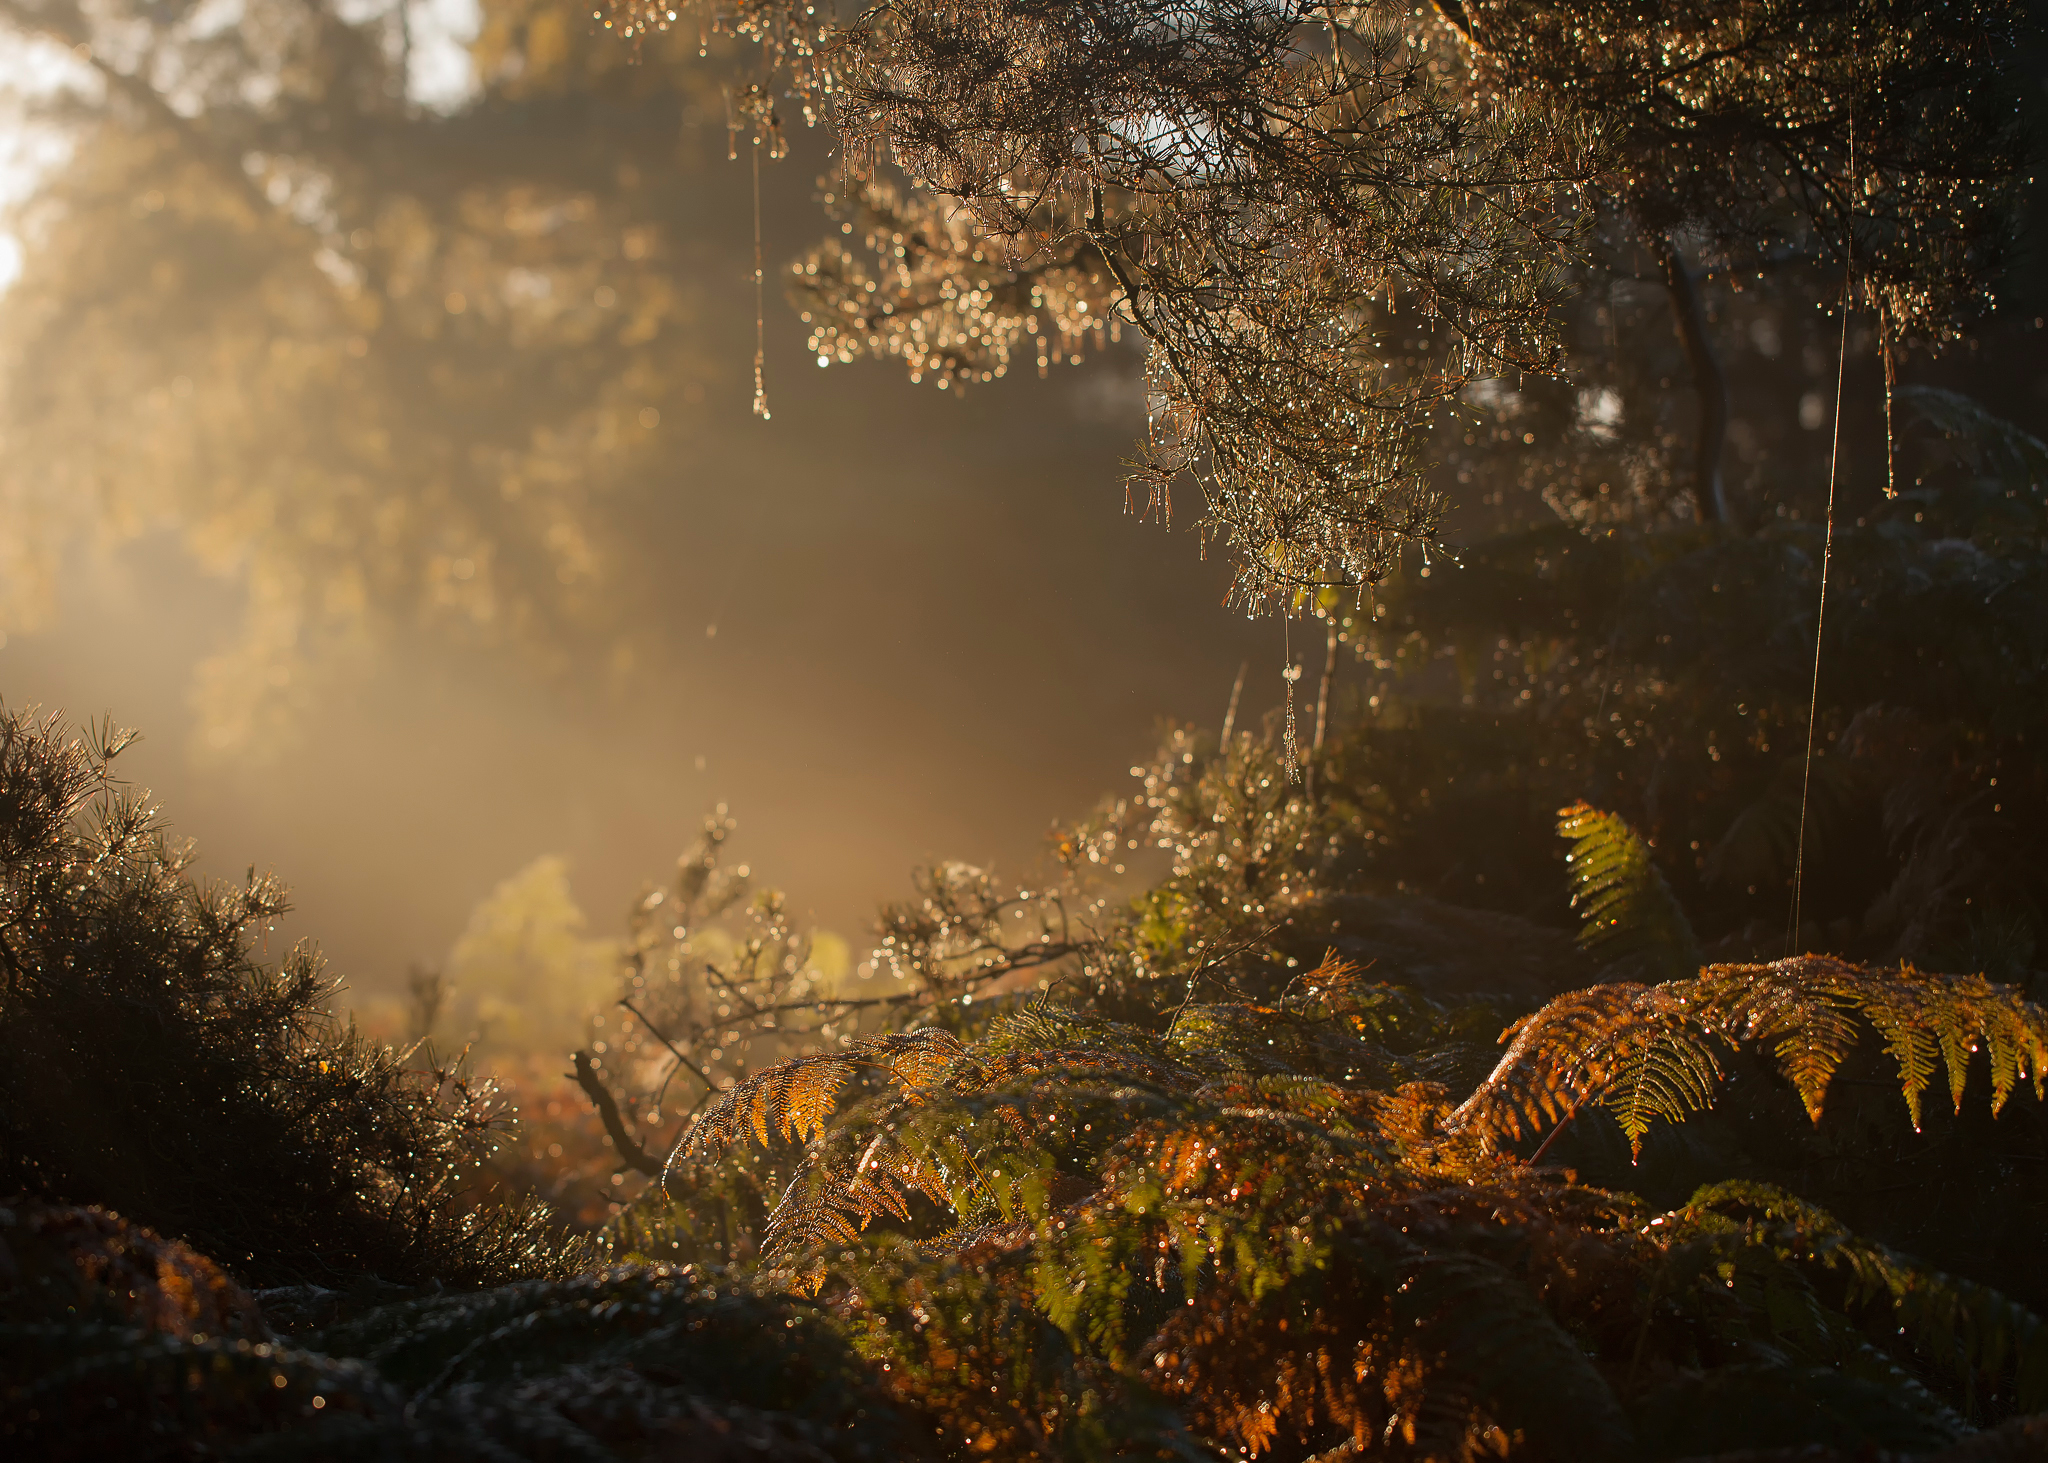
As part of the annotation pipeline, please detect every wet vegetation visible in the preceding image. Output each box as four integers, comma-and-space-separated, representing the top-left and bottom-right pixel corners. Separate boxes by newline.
4, 0, 2048, 1458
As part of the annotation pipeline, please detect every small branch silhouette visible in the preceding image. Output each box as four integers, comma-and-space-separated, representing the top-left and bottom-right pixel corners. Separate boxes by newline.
571, 1049, 663, 1178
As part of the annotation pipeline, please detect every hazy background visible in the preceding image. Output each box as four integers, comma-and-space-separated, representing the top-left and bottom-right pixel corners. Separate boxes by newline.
0, 1, 1276, 1014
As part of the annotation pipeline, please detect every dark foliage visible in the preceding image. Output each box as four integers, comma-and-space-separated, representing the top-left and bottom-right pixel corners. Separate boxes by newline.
0, 707, 565, 1288
1340, 384, 2048, 971
0, 1196, 271, 1342
1454, 0, 2028, 336
2, 1200, 930, 1461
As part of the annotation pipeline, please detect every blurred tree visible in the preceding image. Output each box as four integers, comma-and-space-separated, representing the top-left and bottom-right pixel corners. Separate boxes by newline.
0, 0, 734, 753
438, 854, 618, 1059
1445, 0, 2029, 525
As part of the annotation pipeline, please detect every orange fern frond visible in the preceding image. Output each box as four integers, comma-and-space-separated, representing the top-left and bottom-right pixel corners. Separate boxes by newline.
1446, 957, 2048, 1157
683, 1026, 968, 1157
1451, 982, 1728, 1157
686, 1051, 858, 1155
764, 1191, 867, 1253
864, 1027, 970, 1092
1701, 957, 2048, 1128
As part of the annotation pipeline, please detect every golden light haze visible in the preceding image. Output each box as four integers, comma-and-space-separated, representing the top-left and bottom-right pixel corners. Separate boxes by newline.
0, 0, 1268, 1056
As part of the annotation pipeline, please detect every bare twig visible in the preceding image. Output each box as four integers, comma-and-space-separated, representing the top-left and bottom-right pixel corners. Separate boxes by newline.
570, 1049, 664, 1178
620, 998, 717, 1094
1527, 1105, 1580, 1168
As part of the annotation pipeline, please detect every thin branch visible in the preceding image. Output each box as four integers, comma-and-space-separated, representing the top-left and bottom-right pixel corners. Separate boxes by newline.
570, 1049, 664, 1178
1165, 922, 1286, 1039
620, 997, 717, 1095
1526, 1104, 1580, 1168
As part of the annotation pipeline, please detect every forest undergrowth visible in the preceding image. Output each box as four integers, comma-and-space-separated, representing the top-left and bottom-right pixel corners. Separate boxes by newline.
5, 378, 2048, 1460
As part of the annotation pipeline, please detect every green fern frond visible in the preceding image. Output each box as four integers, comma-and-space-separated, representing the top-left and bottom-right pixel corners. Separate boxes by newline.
1901, 384, 2048, 489
1393, 1251, 1636, 1463
1558, 801, 1700, 982
1667, 1183, 2048, 1414
1602, 1011, 1724, 1155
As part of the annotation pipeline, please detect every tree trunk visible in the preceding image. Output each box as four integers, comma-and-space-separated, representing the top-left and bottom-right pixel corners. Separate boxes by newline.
1654, 235, 1731, 526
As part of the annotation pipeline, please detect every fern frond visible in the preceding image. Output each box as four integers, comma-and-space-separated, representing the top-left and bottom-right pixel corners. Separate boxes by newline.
1447, 957, 2048, 1156
1902, 384, 2048, 489
1721, 958, 2048, 1130
683, 1026, 967, 1156
973, 1043, 1201, 1094
1446, 983, 1683, 1153
732, 1033, 1216, 1262
1715, 958, 1865, 1121
1667, 1183, 2048, 1413
1558, 801, 1700, 982
1393, 1250, 1635, 1463
864, 1026, 971, 1091
764, 1192, 868, 1254
1603, 1014, 1724, 1154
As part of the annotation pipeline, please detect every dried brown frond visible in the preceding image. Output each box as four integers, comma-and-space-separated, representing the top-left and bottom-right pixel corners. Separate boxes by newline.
1303, 949, 1371, 997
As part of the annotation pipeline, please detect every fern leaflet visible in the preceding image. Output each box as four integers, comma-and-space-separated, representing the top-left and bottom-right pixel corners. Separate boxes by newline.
1558, 801, 1701, 982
